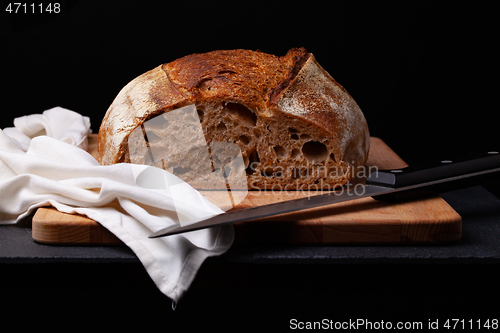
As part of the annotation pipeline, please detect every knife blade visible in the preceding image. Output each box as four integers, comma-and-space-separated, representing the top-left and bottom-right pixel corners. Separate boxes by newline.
149, 150, 500, 238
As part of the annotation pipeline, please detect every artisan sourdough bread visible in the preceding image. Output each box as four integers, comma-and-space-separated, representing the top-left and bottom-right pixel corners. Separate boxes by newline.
98, 48, 370, 190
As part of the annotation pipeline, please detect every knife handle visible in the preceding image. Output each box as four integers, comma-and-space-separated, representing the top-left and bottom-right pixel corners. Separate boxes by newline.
366, 150, 500, 189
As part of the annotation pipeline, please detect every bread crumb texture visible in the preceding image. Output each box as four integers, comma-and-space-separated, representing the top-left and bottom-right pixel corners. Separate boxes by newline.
98, 48, 370, 190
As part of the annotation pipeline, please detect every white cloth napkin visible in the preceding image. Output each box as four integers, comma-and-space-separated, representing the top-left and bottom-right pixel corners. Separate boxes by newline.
0, 107, 234, 302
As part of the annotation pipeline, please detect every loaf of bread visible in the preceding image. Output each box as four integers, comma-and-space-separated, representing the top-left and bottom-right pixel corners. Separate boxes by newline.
98, 48, 369, 190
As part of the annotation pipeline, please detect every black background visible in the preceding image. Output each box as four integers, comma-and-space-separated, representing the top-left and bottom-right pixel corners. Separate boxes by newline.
2, 1, 497, 164
1, 1, 499, 329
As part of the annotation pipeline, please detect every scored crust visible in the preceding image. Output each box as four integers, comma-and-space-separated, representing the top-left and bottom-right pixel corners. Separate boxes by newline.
98, 48, 370, 190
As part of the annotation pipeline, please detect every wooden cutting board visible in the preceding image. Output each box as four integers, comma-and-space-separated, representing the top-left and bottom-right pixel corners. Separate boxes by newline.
31, 136, 462, 245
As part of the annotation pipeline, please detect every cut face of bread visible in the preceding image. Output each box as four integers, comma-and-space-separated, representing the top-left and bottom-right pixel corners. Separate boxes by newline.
198, 100, 350, 190
98, 48, 370, 190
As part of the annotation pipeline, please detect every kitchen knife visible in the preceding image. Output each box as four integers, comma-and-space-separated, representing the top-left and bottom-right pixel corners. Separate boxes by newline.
149, 150, 500, 238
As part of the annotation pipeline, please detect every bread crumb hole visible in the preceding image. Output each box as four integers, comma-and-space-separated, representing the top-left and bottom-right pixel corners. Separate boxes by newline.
223, 166, 231, 177
246, 149, 260, 175
291, 148, 300, 159
300, 134, 311, 140
144, 131, 161, 144
239, 135, 250, 145
143, 114, 169, 130
291, 134, 299, 140
302, 141, 328, 163
197, 109, 204, 123
330, 153, 336, 162
217, 122, 227, 133
173, 166, 192, 175
262, 166, 274, 178
273, 145, 286, 159
225, 102, 257, 127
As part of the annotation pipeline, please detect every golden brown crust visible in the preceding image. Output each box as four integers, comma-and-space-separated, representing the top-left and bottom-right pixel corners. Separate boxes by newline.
98, 48, 313, 165
273, 54, 370, 167
97, 65, 188, 164
97, 48, 369, 189
161, 48, 309, 112
268, 49, 312, 105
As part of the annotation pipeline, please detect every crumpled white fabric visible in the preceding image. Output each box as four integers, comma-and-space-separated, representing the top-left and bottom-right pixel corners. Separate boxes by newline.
0, 107, 233, 302
3, 107, 92, 152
